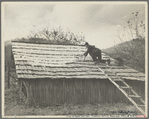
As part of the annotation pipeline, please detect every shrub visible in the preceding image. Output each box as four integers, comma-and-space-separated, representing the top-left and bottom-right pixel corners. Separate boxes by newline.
12, 27, 86, 46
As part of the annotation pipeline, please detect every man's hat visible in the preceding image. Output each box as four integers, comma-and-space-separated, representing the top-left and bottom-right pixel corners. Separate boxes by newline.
85, 42, 89, 46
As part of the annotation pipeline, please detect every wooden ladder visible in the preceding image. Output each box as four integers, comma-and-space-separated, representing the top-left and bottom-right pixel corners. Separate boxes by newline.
98, 65, 145, 115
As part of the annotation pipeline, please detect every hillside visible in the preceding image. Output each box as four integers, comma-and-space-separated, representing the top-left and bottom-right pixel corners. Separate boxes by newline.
102, 39, 145, 73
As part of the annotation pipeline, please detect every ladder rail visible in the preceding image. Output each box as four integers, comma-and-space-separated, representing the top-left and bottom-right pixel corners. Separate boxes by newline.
107, 73, 145, 115
109, 71, 145, 104
131, 89, 145, 104
98, 66, 145, 115
116, 75, 145, 104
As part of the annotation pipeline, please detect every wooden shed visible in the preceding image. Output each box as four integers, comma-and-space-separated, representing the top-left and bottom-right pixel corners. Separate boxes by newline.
11, 42, 145, 107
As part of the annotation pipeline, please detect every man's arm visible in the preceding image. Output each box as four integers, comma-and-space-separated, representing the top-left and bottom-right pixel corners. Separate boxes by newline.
84, 50, 89, 57
84, 46, 91, 56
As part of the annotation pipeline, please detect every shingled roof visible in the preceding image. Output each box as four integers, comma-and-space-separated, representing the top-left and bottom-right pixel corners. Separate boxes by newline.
12, 42, 108, 79
11, 42, 145, 81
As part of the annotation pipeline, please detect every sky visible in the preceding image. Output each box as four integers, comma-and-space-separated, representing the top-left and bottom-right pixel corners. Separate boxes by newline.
2, 2, 146, 49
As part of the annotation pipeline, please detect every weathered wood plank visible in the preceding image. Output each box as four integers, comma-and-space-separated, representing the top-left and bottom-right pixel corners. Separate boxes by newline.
13, 56, 94, 65
117, 73, 145, 77
13, 49, 85, 55
15, 64, 99, 69
16, 67, 101, 73
122, 77, 145, 81
14, 59, 90, 64
13, 53, 76, 59
14, 62, 98, 67
99, 66, 128, 69
12, 46, 86, 52
13, 54, 90, 61
18, 74, 107, 79
13, 53, 92, 62
102, 69, 139, 73
12, 51, 106, 57
14, 60, 78, 64
12, 43, 85, 49
16, 65, 32, 70
16, 70, 105, 75
12, 48, 85, 53
16, 68, 102, 72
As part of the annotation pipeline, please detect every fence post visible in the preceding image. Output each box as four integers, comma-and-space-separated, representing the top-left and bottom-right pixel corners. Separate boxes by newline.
8, 63, 10, 89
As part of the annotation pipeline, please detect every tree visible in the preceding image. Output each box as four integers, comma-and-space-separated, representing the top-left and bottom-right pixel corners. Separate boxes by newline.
127, 12, 145, 40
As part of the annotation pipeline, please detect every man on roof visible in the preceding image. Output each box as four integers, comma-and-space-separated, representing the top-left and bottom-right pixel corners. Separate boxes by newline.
84, 42, 110, 65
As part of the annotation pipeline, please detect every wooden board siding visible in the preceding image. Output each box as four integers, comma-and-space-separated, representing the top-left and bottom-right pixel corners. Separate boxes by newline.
124, 79, 145, 100
21, 79, 131, 107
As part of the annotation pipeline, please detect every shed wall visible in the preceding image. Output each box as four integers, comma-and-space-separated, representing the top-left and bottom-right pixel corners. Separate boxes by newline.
20, 79, 132, 107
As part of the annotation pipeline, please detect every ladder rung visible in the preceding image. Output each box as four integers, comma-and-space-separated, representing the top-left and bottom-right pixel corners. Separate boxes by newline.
129, 95, 141, 98
109, 76, 118, 79
120, 86, 132, 89
112, 79, 124, 81
138, 105, 145, 107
